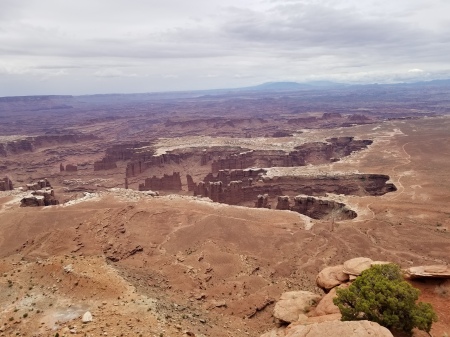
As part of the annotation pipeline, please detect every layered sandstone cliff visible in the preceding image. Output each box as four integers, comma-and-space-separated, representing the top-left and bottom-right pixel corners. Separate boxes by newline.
138, 172, 182, 191
0, 176, 13, 191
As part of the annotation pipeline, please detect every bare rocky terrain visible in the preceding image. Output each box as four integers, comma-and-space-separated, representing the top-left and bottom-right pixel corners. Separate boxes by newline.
0, 83, 449, 337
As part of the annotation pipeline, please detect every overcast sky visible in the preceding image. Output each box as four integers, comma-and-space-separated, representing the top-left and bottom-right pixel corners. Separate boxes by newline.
1, 0, 450, 96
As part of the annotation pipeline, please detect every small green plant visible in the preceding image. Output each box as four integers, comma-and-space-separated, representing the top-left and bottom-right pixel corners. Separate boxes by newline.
334, 263, 438, 335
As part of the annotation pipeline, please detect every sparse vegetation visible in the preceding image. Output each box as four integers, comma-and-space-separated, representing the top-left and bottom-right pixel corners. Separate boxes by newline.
434, 283, 449, 297
334, 264, 438, 335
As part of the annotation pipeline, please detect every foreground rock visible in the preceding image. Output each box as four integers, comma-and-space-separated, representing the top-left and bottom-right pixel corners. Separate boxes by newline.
316, 265, 349, 290
343, 257, 373, 277
260, 328, 285, 337
406, 265, 450, 279
311, 285, 346, 316
273, 291, 321, 323
284, 320, 393, 337
82, 311, 92, 323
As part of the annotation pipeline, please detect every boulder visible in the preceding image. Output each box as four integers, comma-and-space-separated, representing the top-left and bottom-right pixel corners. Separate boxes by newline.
82, 311, 92, 323
294, 313, 341, 326
260, 327, 285, 337
316, 265, 349, 290
284, 320, 393, 337
406, 265, 450, 279
312, 285, 346, 316
371, 261, 391, 266
343, 257, 373, 276
274, 291, 321, 323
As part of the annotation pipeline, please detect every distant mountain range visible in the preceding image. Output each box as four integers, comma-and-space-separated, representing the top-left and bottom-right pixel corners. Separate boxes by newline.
2, 79, 450, 100
239, 79, 450, 92
243, 81, 346, 91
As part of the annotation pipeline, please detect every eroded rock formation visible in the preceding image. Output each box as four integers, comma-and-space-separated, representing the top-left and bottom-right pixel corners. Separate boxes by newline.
291, 196, 357, 221
94, 158, 118, 171
284, 320, 393, 337
316, 265, 349, 291
60, 163, 77, 172
406, 265, 450, 279
273, 291, 321, 323
21, 179, 59, 206
0, 176, 13, 191
26, 178, 52, 191
138, 172, 182, 191
255, 194, 271, 208
262, 174, 396, 197
276, 196, 291, 210
97, 141, 154, 173
125, 137, 372, 179
0, 134, 98, 157
202, 168, 266, 186
343, 257, 374, 279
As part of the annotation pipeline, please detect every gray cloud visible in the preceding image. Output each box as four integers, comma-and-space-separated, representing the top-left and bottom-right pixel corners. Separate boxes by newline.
1, 0, 449, 95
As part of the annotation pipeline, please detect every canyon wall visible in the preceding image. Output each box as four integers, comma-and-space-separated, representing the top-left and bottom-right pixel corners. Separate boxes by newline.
95, 141, 154, 172
0, 134, 98, 157
60, 164, 78, 172
262, 174, 396, 197
0, 176, 13, 191
94, 158, 118, 171
290, 196, 357, 220
274, 195, 357, 220
138, 172, 182, 191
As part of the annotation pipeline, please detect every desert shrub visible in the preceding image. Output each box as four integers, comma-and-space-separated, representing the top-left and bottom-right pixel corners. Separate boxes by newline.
333, 263, 437, 335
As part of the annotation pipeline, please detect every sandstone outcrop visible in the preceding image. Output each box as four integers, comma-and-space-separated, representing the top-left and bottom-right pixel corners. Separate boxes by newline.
291, 196, 357, 220
186, 174, 196, 191
343, 257, 373, 276
255, 194, 271, 208
273, 291, 321, 323
0, 176, 13, 191
296, 313, 341, 325
21, 179, 59, 206
284, 320, 393, 337
276, 196, 291, 210
202, 168, 266, 186
94, 158, 118, 171
97, 142, 154, 173
139, 172, 182, 191
21, 188, 58, 207
312, 285, 348, 316
316, 265, 349, 291
322, 112, 342, 119
193, 178, 359, 219
60, 163, 78, 172
26, 178, 52, 190
260, 328, 285, 337
406, 265, 450, 279
263, 174, 396, 197
0, 134, 98, 157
